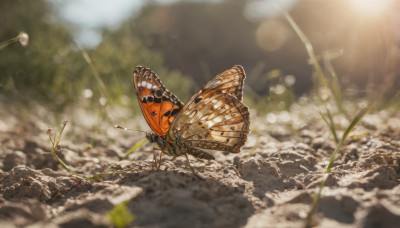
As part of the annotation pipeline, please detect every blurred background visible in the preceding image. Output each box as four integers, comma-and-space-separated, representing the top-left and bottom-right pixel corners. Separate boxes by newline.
1, 0, 399, 113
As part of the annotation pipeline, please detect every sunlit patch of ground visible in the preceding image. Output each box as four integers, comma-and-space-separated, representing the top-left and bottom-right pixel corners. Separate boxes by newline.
0, 100, 399, 227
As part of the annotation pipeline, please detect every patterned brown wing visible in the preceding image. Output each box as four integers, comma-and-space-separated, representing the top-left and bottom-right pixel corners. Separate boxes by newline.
168, 65, 250, 153
133, 66, 184, 136
201, 65, 245, 101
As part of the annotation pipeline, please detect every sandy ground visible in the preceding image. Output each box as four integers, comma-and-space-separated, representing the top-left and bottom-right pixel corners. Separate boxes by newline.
0, 101, 399, 228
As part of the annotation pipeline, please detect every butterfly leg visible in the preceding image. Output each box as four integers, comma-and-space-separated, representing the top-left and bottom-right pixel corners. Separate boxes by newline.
156, 150, 163, 170
184, 154, 205, 180
184, 154, 195, 174
151, 148, 158, 170
151, 148, 163, 171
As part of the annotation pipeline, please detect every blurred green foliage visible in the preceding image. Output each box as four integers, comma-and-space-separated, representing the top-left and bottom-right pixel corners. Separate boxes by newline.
0, 0, 78, 106
1, 0, 399, 113
107, 201, 134, 228
94, 28, 192, 103
0, 0, 193, 112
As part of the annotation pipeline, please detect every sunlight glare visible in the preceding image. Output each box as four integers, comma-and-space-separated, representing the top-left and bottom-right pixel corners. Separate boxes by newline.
349, 0, 391, 16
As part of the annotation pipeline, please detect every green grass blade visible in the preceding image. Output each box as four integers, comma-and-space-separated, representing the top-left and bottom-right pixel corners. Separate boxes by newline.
304, 173, 329, 228
125, 139, 148, 157
85, 173, 105, 180
304, 107, 369, 228
108, 201, 134, 228
323, 57, 348, 118
285, 13, 327, 88
325, 106, 369, 173
85, 172, 116, 180
76, 42, 110, 102
325, 108, 339, 143
319, 111, 338, 144
41, 152, 53, 155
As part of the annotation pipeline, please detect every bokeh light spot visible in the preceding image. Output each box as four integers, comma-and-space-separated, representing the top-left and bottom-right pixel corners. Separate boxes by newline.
256, 20, 289, 52
349, 0, 392, 17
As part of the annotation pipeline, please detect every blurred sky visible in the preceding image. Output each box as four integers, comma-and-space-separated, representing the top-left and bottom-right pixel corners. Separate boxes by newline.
47, 0, 297, 48
48, 0, 145, 47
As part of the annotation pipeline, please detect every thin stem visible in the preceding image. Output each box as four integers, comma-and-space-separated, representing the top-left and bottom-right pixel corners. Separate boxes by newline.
76, 42, 110, 102
304, 107, 369, 228
55, 123, 67, 146
125, 138, 148, 157
323, 56, 349, 119
90, 108, 105, 146
47, 121, 83, 178
54, 153, 82, 177
325, 107, 369, 173
0, 37, 19, 50
49, 135, 55, 147
326, 108, 339, 143
319, 112, 339, 143
285, 13, 328, 88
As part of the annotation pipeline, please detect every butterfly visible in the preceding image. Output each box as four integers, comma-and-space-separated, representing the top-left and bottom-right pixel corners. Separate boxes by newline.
133, 65, 250, 173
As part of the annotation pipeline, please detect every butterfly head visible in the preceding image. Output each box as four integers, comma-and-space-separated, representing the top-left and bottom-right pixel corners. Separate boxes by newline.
146, 132, 168, 150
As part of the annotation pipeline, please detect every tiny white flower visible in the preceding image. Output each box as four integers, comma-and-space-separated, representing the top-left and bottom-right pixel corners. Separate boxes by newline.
99, 97, 107, 106
284, 75, 296, 87
18, 32, 29, 47
82, 89, 93, 98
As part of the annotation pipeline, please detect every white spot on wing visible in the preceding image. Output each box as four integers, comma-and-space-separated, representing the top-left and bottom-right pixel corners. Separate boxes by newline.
214, 101, 223, 109
142, 81, 147, 88
204, 79, 220, 89
214, 116, 222, 123
208, 113, 216, 120
206, 120, 214, 128
146, 83, 152, 89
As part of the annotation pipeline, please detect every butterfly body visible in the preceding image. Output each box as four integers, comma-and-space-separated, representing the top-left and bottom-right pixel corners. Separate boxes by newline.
133, 65, 250, 167
146, 132, 215, 160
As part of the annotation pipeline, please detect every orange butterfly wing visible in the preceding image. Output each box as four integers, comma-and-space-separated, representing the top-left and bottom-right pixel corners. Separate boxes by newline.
133, 66, 184, 136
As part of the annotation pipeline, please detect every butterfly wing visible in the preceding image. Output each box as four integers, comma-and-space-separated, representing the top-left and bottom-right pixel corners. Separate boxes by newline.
200, 65, 245, 101
169, 65, 250, 153
133, 66, 184, 136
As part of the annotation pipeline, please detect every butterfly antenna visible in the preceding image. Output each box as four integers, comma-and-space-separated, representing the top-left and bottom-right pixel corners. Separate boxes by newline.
114, 125, 150, 134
